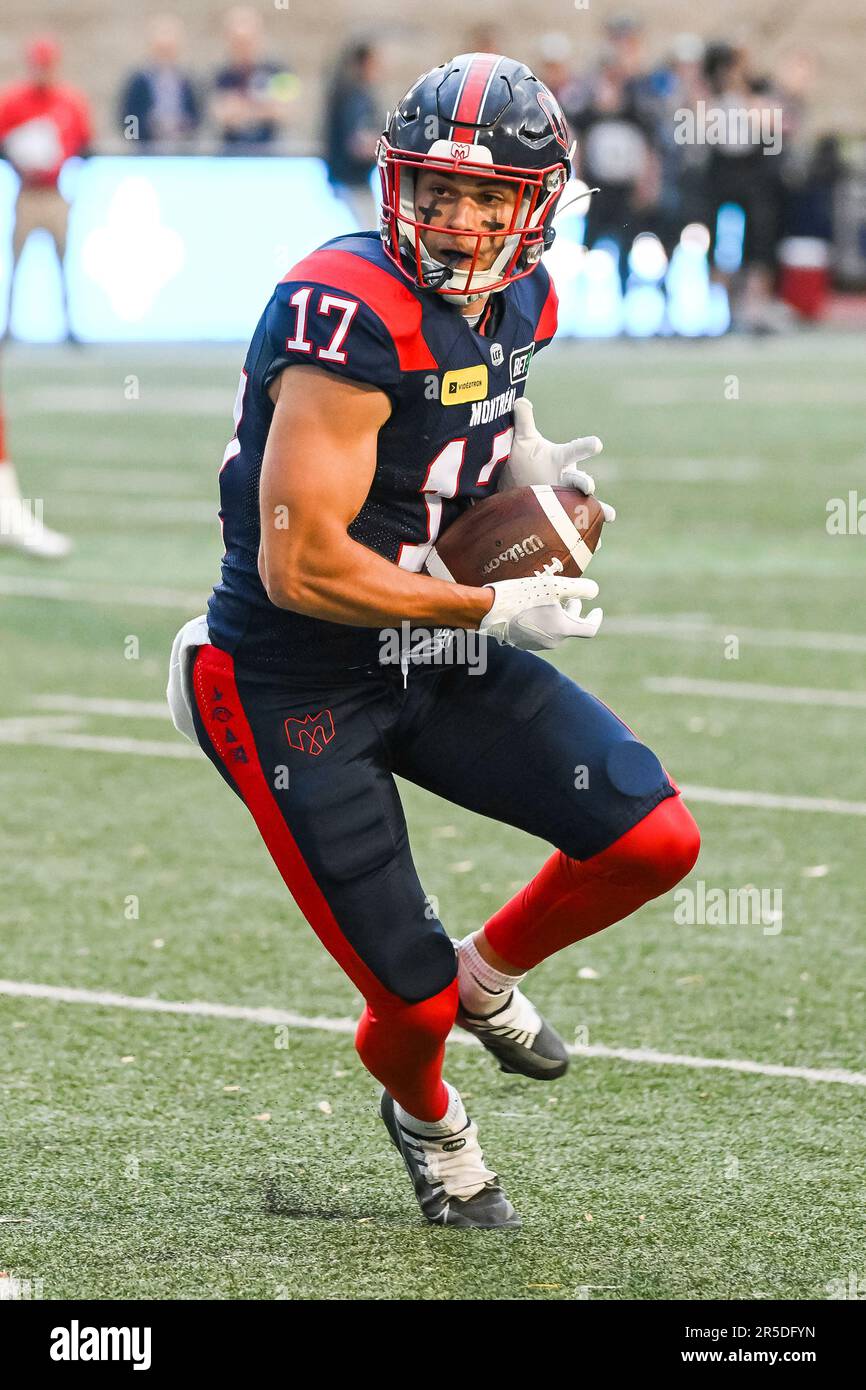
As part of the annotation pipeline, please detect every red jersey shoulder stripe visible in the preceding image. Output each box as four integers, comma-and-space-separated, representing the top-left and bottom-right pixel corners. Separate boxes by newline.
536, 273, 559, 343
281, 249, 437, 371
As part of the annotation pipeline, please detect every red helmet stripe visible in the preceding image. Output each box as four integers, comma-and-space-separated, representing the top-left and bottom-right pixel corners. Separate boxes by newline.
450, 53, 500, 141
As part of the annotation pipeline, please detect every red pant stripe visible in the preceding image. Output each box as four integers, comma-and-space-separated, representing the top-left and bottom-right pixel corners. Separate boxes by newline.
191, 644, 396, 1010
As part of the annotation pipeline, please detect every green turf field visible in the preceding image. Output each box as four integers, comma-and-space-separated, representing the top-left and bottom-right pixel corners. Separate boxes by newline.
1, 334, 864, 1300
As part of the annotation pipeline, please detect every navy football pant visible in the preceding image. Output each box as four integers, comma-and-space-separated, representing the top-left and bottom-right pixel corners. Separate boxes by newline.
190, 639, 699, 1119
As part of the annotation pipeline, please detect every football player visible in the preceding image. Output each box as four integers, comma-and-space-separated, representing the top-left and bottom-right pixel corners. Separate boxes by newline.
0, 380, 71, 557
168, 53, 700, 1230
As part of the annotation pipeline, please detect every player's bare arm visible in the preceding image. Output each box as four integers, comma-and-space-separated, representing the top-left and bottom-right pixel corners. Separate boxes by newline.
259, 363, 494, 627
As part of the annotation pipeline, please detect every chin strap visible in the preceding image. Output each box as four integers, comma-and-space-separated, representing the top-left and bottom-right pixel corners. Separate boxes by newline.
420, 260, 454, 291
415, 247, 485, 306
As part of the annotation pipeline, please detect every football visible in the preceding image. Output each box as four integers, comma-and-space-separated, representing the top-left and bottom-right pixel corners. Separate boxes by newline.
425, 484, 605, 586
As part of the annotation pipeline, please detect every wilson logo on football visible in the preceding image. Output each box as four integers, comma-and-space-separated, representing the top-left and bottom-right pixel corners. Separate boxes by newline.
285, 710, 335, 756
481, 534, 545, 576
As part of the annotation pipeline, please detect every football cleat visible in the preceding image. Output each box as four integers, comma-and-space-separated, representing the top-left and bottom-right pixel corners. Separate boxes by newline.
0, 519, 73, 558
0, 464, 72, 558
456, 986, 570, 1080
380, 1090, 521, 1230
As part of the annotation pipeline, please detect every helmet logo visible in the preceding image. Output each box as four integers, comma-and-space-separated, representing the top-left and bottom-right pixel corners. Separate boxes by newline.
450, 142, 472, 161
537, 91, 569, 151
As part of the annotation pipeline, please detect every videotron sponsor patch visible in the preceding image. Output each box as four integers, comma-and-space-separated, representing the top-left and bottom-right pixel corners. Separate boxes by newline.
442, 364, 489, 405
509, 342, 534, 384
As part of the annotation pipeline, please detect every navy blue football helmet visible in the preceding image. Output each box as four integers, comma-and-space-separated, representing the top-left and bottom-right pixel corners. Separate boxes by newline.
378, 53, 574, 304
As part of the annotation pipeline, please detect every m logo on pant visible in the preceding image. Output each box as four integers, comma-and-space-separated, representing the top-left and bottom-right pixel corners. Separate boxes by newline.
285, 709, 335, 756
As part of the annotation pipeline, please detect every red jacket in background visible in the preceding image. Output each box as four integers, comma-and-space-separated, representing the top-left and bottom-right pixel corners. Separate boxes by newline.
0, 81, 91, 188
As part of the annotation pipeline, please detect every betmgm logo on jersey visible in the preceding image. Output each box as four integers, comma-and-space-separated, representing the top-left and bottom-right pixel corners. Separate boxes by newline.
442, 364, 489, 405
509, 342, 534, 384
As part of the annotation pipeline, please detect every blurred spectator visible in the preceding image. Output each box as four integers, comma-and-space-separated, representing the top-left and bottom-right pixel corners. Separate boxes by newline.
604, 14, 645, 81
571, 49, 659, 287
536, 33, 583, 118
651, 34, 710, 252
324, 42, 383, 231
775, 49, 818, 194
0, 35, 91, 342
604, 14, 659, 117
212, 6, 298, 152
702, 42, 787, 330
463, 24, 503, 57
774, 51, 836, 243
117, 14, 201, 150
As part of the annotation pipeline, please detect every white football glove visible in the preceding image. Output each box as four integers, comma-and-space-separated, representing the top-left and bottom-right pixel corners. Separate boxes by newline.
479, 574, 603, 651
498, 398, 616, 524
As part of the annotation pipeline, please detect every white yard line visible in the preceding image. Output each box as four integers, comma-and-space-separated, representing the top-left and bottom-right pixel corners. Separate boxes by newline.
0, 574, 203, 608
645, 676, 866, 708
0, 726, 199, 758
54, 496, 215, 524
3, 701, 865, 813
679, 783, 866, 816
34, 695, 172, 718
1, 576, 863, 660
0, 977, 863, 1088
607, 616, 866, 655
15, 386, 231, 414
601, 458, 764, 483
621, 382, 866, 406
0, 715, 82, 735
61, 469, 213, 494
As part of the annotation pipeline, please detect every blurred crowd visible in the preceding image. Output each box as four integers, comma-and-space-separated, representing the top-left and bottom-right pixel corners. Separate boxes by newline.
0, 9, 846, 337
536, 17, 838, 329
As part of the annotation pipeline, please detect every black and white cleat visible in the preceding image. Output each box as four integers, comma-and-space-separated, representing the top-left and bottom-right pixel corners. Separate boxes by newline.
380, 1091, 521, 1230
456, 987, 569, 1080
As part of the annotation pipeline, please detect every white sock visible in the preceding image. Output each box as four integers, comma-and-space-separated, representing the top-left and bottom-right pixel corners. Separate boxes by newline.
0, 461, 22, 502
457, 931, 527, 1017
395, 1082, 467, 1138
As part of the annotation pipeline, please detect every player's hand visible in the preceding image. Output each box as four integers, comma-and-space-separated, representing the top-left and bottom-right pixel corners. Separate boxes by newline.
498, 398, 616, 523
479, 574, 603, 651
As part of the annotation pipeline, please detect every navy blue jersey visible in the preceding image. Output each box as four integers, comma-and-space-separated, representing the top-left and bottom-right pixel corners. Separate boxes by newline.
207, 231, 559, 673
